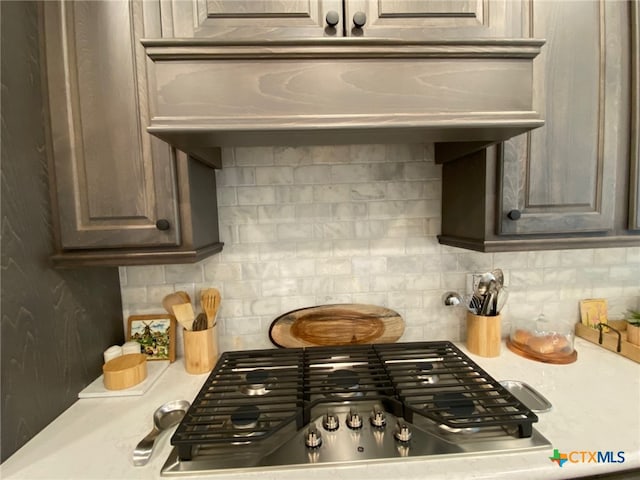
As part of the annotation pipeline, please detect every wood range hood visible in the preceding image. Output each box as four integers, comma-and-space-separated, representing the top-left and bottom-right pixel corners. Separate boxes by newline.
142, 38, 545, 165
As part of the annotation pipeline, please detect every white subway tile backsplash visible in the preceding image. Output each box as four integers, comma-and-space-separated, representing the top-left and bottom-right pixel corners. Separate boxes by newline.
279, 259, 315, 278
331, 164, 371, 183
293, 165, 331, 184
235, 146, 274, 166
164, 264, 203, 284
238, 224, 278, 243
126, 265, 165, 285
274, 146, 313, 166
351, 183, 386, 201
276, 185, 314, 203
370, 163, 405, 182
204, 262, 242, 282
120, 145, 639, 352
255, 166, 294, 185
349, 144, 387, 163
237, 186, 276, 205
217, 167, 255, 186
315, 258, 352, 276
257, 205, 296, 224
352, 256, 387, 275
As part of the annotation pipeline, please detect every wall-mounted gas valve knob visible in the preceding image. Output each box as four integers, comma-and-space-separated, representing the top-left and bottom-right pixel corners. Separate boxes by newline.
346, 408, 363, 429
353, 11, 366, 28
394, 421, 412, 442
507, 209, 522, 221
370, 409, 387, 428
305, 425, 322, 448
322, 412, 339, 431
325, 10, 340, 27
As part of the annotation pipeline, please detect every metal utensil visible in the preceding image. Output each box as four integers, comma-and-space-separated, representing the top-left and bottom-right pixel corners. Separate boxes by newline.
492, 268, 504, 288
464, 294, 483, 314
475, 272, 496, 297
133, 399, 190, 466
495, 286, 509, 314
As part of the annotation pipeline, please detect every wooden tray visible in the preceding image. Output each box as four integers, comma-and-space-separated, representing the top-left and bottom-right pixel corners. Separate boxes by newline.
575, 320, 640, 363
506, 338, 577, 364
269, 304, 404, 348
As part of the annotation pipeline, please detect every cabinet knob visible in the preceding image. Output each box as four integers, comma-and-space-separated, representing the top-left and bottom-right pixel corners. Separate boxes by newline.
353, 11, 367, 28
325, 10, 340, 27
507, 209, 522, 221
155, 219, 171, 231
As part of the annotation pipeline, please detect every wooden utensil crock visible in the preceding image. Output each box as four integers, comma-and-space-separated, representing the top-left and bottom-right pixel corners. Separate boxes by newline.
466, 312, 501, 357
103, 353, 147, 390
183, 326, 218, 374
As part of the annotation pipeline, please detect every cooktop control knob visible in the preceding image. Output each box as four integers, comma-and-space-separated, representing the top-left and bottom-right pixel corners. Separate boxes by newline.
370, 409, 387, 428
322, 412, 339, 431
305, 425, 322, 448
346, 408, 363, 429
394, 422, 412, 443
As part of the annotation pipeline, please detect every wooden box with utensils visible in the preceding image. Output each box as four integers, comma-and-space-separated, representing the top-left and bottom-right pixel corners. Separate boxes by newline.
466, 312, 501, 357
183, 327, 218, 374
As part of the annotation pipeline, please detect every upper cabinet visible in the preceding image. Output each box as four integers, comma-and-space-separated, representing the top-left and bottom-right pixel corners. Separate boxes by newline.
140, 1, 543, 162
158, 0, 524, 40
630, 0, 640, 232
439, 0, 640, 251
498, 0, 624, 236
42, 1, 223, 266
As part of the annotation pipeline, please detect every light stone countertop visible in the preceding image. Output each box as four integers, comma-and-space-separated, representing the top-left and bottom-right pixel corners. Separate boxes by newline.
1, 338, 639, 480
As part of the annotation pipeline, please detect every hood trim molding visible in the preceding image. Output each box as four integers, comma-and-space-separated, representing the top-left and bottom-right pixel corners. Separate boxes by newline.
142, 38, 544, 164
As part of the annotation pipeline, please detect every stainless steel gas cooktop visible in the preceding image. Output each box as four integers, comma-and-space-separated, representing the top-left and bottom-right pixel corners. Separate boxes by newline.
162, 341, 551, 476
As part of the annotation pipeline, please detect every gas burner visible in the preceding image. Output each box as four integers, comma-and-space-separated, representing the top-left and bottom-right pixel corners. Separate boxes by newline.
414, 362, 440, 385
433, 392, 476, 417
240, 369, 272, 396
323, 369, 363, 398
229, 405, 260, 430
433, 392, 480, 434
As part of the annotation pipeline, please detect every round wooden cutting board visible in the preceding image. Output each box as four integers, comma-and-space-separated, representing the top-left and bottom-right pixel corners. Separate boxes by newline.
269, 304, 405, 348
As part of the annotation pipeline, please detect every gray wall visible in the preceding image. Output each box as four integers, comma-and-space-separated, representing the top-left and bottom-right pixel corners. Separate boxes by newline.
1, 1, 124, 462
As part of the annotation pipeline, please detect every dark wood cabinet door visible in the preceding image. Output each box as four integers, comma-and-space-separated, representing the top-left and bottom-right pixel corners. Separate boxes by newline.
344, 0, 522, 38
630, 1, 640, 232
44, 1, 179, 249
499, 0, 628, 235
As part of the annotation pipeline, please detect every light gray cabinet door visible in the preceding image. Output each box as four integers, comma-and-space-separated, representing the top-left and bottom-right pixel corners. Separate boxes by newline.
44, 1, 180, 249
345, 0, 522, 38
160, 0, 343, 38
499, 0, 628, 235
160, 0, 522, 39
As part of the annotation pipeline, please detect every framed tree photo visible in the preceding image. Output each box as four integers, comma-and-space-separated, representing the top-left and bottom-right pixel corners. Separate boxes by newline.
127, 314, 176, 362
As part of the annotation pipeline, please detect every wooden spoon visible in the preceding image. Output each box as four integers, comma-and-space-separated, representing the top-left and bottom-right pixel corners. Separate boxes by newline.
172, 303, 195, 331
201, 288, 221, 328
162, 291, 192, 316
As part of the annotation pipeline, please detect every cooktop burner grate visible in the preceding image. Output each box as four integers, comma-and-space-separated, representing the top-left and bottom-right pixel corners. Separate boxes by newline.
170, 341, 538, 460
377, 342, 538, 437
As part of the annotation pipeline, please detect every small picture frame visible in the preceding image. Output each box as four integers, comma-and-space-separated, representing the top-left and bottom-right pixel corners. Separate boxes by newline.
127, 314, 176, 362
579, 298, 608, 329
